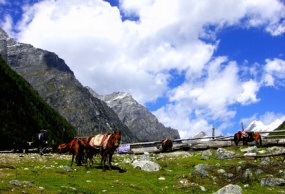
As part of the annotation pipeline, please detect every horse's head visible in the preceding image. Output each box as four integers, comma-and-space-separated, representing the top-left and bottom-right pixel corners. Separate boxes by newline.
112, 130, 121, 147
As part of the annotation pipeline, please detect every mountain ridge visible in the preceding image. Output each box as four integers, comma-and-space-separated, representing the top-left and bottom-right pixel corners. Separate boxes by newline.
86, 87, 180, 141
0, 28, 138, 143
0, 27, 179, 142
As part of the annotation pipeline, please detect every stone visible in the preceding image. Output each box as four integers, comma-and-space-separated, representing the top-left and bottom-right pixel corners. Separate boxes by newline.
201, 149, 212, 160
215, 148, 234, 160
213, 184, 242, 194
132, 160, 160, 172
260, 177, 285, 186
192, 164, 209, 177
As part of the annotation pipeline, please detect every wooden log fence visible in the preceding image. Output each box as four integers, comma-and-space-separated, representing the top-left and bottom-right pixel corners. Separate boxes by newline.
118, 130, 285, 146
2, 130, 284, 153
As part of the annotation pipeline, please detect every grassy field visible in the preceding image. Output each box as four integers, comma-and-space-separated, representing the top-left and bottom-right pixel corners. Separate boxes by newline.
1, 147, 285, 194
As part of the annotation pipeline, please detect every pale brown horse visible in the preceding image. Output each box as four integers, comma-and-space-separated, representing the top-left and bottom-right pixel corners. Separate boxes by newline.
234, 131, 262, 146
85, 131, 121, 171
70, 138, 87, 166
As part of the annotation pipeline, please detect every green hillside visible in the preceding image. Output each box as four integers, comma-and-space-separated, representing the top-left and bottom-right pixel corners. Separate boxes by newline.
0, 56, 76, 150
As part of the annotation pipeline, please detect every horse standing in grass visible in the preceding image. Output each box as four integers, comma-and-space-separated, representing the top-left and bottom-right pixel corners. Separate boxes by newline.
101, 130, 121, 171
85, 136, 101, 169
70, 138, 87, 166
161, 139, 173, 152
234, 131, 262, 146
85, 130, 121, 171
57, 139, 74, 154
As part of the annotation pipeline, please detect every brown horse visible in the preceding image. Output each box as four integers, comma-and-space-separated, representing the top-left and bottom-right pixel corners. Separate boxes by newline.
234, 131, 262, 146
85, 131, 121, 171
161, 139, 173, 152
56, 139, 74, 154
101, 130, 121, 171
70, 138, 87, 166
85, 136, 101, 169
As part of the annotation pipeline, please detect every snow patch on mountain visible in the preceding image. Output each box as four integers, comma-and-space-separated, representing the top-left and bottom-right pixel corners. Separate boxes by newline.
246, 119, 283, 135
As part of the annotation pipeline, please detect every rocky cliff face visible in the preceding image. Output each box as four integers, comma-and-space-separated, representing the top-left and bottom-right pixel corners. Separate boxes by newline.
0, 28, 137, 143
87, 88, 180, 141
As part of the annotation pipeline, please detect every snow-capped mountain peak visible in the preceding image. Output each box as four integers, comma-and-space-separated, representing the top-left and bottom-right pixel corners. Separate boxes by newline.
246, 119, 283, 134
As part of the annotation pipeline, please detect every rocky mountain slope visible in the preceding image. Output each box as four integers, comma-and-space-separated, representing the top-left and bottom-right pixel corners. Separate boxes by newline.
0, 28, 138, 143
87, 88, 180, 141
0, 56, 76, 149
0, 27, 180, 142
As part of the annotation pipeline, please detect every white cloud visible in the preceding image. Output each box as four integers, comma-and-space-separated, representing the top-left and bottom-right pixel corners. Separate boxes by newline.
154, 56, 262, 137
0, 15, 13, 34
260, 112, 285, 126
3, 0, 285, 138
119, 0, 154, 17
262, 58, 285, 87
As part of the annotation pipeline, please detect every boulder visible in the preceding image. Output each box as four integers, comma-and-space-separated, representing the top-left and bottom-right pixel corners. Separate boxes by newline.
213, 184, 242, 194
215, 148, 234, 160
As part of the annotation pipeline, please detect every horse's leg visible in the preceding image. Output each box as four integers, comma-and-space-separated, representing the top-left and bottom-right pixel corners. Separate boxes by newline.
76, 146, 82, 166
235, 140, 239, 146
86, 155, 93, 169
259, 137, 262, 146
254, 137, 260, 146
76, 154, 80, 166
85, 150, 90, 169
89, 147, 97, 169
254, 138, 258, 146
243, 139, 246, 145
234, 134, 239, 146
108, 153, 113, 170
99, 148, 104, 165
71, 153, 74, 166
102, 150, 107, 171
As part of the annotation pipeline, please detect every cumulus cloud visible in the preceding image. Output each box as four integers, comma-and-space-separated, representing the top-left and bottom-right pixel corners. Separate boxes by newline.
154, 56, 261, 137
2, 0, 285, 138
262, 58, 285, 87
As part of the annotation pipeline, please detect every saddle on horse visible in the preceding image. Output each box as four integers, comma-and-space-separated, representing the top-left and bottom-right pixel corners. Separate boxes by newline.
89, 134, 111, 149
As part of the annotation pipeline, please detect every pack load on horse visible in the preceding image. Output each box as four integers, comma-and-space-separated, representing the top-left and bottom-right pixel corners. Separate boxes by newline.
234, 130, 262, 146
85, 130, 121, 171
161, 138, 173, 152
38, 129, 48, 155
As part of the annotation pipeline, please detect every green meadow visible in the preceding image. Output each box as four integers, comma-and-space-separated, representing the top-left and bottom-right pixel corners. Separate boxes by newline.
1, 147, 285, 194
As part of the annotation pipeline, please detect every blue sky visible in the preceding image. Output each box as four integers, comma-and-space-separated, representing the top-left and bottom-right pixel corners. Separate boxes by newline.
1, 0, 285, 138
